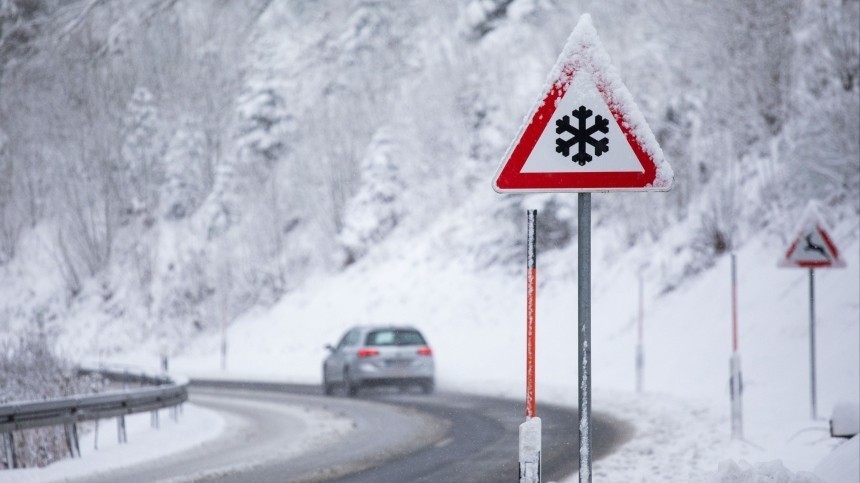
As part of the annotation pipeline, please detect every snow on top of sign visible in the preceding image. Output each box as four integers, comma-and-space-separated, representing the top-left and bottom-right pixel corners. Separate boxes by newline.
793, 199, 827, 234
529, 13, 674, 189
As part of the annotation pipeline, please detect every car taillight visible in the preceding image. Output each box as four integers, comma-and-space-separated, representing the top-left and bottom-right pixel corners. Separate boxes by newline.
357, 348, 379, 358
417, 347, 433, 356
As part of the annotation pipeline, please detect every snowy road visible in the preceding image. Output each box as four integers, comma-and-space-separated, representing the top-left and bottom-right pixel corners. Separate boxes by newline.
59, 380, 630, 482
82, 380, 630, 482
331, 390, 631, 482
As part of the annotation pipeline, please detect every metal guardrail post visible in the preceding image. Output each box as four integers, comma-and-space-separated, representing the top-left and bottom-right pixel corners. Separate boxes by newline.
64, 423, 80, 458
3, 432, 15, 469
118, 416, 127, 444
72, 423, 81, 457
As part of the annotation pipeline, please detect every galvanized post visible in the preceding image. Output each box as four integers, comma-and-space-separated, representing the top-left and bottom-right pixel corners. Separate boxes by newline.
3, 432, 15, 469
117, 416, 127, 444
151, 410, 160, 429
94, 419, 99, 450
578, 193, 592, 483
809, 268, 817, 420
72, 423, 81, 457
64, 423, 79, 458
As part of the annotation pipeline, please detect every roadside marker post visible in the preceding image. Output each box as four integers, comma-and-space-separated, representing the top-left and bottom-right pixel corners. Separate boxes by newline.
779, 201, 845, 420
527, 210, 538, 419
493, 14, 673, 482
519, 209, 542, 483
729, 253, 743, 439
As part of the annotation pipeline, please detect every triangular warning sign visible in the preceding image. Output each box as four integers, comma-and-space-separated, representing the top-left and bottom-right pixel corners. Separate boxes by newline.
492, 14, 673, 193
780, 201, 845, 269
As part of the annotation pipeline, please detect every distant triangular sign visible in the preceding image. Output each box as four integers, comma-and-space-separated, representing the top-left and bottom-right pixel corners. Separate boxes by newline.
780, 201, 845, 269
492, 14, 673, 193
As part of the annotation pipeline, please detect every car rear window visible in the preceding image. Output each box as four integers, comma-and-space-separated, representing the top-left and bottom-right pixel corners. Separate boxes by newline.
365, 329, 426, 346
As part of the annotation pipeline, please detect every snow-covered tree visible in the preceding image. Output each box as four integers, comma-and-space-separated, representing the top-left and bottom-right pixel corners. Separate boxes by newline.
162, 124, 206, 220
339, 128, 406, 264
0, 127, 19, 264
120, 86, 165, 220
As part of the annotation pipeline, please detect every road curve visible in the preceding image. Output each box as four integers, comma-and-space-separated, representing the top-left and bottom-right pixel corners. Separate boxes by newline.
193, 380, 632, 482
78, 380, 632, 482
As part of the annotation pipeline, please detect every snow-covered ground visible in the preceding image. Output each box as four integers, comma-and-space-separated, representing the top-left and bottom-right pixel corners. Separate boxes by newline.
98, 205, 860, 482
0, 403, 223, 483
1, 1, 857, 482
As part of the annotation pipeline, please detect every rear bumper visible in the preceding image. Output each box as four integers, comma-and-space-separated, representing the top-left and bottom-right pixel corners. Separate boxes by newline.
352, 359, 434, 384
358, 376, 434, 388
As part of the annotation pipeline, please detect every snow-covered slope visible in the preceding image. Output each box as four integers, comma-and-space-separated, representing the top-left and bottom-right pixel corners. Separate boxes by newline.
139, 185, 859, 479
1, 0, 858, 478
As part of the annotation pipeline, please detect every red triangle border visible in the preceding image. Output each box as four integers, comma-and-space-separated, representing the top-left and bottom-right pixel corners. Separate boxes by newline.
494, 67, 661, 192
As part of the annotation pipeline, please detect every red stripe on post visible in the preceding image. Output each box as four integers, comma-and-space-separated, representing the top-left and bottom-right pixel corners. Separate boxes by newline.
527, 268, 536, 418
526, 210, 537, 419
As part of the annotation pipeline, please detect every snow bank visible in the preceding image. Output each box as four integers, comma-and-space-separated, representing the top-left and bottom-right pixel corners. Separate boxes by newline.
706, 460, 821, 483
813, 435, 860, 483
0, 403, 224, 483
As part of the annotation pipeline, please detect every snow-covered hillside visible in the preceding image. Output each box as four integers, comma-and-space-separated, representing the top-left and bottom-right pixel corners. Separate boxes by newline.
1, 0, 857, 356
1, 0, 858, 479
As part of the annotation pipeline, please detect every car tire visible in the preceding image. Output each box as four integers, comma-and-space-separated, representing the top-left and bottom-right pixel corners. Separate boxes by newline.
421, 380, 435, 395
322, 365, 335, 396
344, 368, 359, 397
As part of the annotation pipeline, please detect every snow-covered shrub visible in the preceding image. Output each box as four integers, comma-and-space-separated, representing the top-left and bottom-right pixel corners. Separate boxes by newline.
0, 330, 105, 468
707, 460, 821, 483
0, 128, 21, 265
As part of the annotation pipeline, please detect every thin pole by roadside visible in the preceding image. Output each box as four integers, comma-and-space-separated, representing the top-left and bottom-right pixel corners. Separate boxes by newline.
578, 193, 592, 483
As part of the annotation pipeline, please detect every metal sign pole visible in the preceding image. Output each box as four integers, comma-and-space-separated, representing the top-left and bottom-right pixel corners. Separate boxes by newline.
578, 193, 592, 483
809, 267, 817, 420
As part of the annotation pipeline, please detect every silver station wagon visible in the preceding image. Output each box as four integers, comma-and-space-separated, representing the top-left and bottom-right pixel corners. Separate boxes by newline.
323, 325, 435, 396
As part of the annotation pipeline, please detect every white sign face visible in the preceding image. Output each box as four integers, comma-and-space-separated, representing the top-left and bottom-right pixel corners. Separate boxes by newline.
521, 71, 644, 174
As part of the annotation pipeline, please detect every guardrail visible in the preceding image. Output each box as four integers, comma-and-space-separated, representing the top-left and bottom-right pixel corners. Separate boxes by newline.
1, 366, 188, 469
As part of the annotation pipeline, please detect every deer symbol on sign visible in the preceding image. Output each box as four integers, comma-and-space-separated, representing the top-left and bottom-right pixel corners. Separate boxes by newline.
803, 233, 829, 260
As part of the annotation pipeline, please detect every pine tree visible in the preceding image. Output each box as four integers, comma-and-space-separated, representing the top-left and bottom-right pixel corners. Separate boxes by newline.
120, 86, 165, 220
339, 128, 405, 264
163, 124, 206, 220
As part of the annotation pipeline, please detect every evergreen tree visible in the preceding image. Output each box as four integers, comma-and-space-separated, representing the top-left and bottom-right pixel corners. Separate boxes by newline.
339, 128, 405, 264
120, 86, 165, 219
163, 124, 206, 220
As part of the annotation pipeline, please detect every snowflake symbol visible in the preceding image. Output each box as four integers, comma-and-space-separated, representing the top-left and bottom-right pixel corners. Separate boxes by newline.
555, 105, 610, 166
